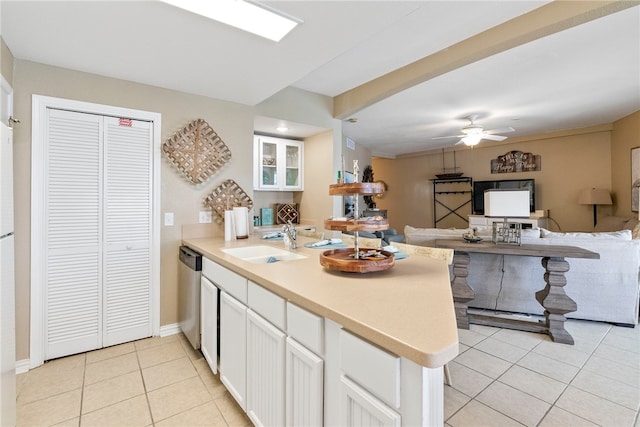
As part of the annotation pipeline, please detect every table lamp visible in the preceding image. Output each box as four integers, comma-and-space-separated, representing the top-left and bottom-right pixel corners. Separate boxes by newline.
578, 188, 612, 227
484, 189, 530, 245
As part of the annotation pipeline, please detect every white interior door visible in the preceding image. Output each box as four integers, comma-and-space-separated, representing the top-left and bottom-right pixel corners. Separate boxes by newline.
31, 95, 160, 365
44, 109, 103, 359
103, 117, 153, 346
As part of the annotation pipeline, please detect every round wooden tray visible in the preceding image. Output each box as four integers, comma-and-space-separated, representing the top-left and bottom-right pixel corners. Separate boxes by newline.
320, 248, 395, 273
329, 182, 385, 195
324, 218, 389, 232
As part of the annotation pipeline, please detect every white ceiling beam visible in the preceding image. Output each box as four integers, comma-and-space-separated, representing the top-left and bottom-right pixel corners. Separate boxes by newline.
333, 0, 639, 120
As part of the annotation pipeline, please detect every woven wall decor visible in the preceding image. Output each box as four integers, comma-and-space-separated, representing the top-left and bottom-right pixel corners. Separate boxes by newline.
203, 179, 253, 223
163, 119, 232, 185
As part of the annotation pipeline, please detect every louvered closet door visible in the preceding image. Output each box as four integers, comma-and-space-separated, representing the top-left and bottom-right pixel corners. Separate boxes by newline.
45, 109, 103, 359
103, 117, 152, 346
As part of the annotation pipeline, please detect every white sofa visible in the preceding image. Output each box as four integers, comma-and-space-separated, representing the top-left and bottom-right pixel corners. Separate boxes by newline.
404, 223, 640, 326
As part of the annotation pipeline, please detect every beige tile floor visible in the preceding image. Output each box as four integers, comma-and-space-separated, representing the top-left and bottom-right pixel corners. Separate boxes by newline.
16, 318, 640, 427
16, 334, 251, 427
446, 317, 640, 427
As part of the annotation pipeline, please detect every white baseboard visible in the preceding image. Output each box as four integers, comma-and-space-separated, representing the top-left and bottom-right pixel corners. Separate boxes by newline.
160, 323, 181, 337
16, 359, 30, 374
16, 326, 182, 374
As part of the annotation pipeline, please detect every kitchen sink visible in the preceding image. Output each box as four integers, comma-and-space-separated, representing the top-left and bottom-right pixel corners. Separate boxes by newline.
221, 245, 307, 264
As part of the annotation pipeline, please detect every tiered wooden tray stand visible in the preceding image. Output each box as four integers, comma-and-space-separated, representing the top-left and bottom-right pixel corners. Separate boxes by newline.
320, 182, 395, 273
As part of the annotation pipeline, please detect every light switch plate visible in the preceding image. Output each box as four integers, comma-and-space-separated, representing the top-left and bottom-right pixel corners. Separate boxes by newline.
164, 212, 174, 226
199, 210, 212, 223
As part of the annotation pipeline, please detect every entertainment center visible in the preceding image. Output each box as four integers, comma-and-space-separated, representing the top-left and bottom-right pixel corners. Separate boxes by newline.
432, 177, 547, 229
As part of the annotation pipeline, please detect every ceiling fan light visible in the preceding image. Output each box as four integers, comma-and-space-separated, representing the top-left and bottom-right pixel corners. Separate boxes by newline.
461, 124, 483, 135
462, 134, 482, 146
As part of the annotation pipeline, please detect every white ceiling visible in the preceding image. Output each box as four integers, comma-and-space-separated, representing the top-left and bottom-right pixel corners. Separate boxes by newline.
2, 1, 639, 157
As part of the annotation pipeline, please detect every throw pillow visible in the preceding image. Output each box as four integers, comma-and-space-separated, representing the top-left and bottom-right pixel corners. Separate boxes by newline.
593, 216, 631, 232
623, 217, 639, 231
540, 228, 632, 240
633, 222, 640, 240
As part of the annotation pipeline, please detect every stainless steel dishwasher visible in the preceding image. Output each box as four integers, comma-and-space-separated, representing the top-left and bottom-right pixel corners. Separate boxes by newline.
178, 246, 202, 349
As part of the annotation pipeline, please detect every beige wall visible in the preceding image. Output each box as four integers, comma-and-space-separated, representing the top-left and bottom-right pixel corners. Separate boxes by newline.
1, 36, 14, 85
255, 86, 343, 217
12, 59, 255, 360
12, 60, 338, 362
373, 126, 617, 233
296, 130, 334, 230
611, 111, 640, 216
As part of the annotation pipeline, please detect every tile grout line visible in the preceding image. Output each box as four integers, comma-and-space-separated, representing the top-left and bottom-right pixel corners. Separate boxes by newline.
533, 323, 613, 426
556, 324, 640, 418
77, 353, 87, 426
448, 324, 615, 426
135, 342, 158, 427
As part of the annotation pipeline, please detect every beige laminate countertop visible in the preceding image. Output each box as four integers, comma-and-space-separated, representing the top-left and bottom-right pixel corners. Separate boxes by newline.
183, 234, 459, 369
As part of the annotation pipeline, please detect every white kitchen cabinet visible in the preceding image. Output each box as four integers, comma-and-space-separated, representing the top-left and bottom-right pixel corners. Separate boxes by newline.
468, 214, 548, 229
340, 376, 401, 427
253, 135, 303, 191
220, 291, 247, 410
246, 309, 286, 427
200, 276, 218, 374
340, 330, 400, 409
286, 337, 324, 427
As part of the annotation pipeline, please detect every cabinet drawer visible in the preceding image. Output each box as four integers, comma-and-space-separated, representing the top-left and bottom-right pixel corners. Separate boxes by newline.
248, 281, 286, 331
203, 258, 247, 304
340, 330, 400, 409
287, 303, 323, 356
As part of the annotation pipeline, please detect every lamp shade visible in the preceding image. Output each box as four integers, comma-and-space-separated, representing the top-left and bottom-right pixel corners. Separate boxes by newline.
484, 190, 530, 217
578, 188, 612, 205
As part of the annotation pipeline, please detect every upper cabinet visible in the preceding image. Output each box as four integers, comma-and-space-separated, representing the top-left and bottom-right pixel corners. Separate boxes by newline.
254, 135, 303, 191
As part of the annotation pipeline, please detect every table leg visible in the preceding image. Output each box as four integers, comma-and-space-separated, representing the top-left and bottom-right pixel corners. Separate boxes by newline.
450, 251, 474, 329
535, 257, 576, 344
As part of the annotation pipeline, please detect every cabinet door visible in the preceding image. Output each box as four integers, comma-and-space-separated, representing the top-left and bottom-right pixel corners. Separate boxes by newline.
286, 338, 323, 427
220, 292, 247, 410
201, 276, 218, 374
246, 310, 286, 427
340, 376, 401, 427
256, 136, 279, 190
254, 135, 303, 191
282, 140, 303, 191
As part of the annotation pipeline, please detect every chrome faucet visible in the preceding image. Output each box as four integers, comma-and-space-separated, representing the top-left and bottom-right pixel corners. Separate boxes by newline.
283, 220, 297, 249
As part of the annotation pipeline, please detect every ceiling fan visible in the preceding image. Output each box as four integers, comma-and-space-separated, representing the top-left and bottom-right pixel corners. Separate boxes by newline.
433, 116, 515, 146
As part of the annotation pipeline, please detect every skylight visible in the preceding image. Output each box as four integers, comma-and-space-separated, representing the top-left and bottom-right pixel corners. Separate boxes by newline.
162, 0, 301, 42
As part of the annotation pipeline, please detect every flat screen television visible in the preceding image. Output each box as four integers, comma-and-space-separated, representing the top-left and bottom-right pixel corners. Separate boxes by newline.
473, 179, 535, 215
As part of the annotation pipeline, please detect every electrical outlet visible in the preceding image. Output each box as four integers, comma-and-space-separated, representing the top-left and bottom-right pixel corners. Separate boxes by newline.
164, 212, 174, 226
199, 210, 212, 224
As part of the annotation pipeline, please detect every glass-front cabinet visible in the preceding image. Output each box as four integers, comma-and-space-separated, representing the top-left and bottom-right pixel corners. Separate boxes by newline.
254, 135, 303, 191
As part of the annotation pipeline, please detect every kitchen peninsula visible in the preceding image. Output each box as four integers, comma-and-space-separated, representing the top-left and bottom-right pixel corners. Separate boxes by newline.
183, 233, 458, 426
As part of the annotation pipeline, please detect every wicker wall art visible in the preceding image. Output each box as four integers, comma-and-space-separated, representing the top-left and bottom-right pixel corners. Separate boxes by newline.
203, 179, 253, 223
163, 118, 231, 185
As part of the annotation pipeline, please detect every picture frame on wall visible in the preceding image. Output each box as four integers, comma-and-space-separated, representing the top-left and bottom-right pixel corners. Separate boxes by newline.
632, 147, 640, 212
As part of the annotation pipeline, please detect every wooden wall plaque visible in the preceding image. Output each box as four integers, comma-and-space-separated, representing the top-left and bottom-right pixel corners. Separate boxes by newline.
491, 150, 541, 174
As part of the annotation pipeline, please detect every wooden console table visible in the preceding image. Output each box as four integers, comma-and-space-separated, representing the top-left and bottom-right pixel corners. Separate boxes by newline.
435, 240, 599, 344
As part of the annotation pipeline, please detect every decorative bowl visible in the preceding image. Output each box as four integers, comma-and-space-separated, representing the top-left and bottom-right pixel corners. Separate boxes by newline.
462, 235, 483, 243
